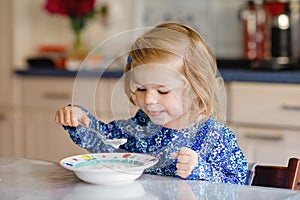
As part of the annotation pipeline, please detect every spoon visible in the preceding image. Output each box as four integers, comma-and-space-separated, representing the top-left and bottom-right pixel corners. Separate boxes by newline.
79, 123, 127, 149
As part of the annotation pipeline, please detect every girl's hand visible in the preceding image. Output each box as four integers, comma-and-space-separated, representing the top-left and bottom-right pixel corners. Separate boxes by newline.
170, 147, 198, 179
55, 106, 90, 127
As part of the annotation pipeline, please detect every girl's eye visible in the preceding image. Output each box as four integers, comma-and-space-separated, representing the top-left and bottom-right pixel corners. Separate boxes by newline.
158, 90, 170, 95
136, 86, 170, 94
137, 87, 146, 92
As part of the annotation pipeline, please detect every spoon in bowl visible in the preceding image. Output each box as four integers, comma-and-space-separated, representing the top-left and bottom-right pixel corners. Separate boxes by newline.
79, 123, 127, 149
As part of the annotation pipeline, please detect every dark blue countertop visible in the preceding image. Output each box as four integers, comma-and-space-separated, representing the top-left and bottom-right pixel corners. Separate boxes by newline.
219, 69, 300, 84
15, 69, 124, 78
15, 68, 300, 84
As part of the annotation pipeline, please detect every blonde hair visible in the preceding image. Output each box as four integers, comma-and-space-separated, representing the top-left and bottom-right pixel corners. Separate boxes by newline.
124, 22, 224, 123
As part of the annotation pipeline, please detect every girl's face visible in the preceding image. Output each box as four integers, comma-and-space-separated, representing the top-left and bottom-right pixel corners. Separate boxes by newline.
131, 57, 192, 129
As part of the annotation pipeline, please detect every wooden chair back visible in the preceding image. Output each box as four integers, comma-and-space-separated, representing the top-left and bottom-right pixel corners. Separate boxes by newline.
251, 158, 300, 190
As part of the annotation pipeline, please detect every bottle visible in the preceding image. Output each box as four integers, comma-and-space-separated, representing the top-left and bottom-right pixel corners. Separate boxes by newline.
241, 0, 270, 60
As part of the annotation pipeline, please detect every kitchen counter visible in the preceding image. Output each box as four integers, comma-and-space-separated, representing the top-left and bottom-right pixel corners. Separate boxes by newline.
1, 157, 300, 199
15, 68, 124, 78
219, 69, 300, 84
15, 68, 300, 84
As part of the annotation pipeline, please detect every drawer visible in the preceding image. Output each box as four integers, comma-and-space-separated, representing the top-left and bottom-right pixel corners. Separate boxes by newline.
22, 77, 136, 116
22, 77, 111, 112
232, 125, 300, 165
229, 82, 300, 128
23, 77, 74, 109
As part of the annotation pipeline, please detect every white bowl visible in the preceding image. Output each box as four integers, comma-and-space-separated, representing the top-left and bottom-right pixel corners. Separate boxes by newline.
63, 181, 159, 200
59, 153, 158, 185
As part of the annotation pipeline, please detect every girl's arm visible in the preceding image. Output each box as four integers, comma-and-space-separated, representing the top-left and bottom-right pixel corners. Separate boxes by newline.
63, 105, 132, 153
186, 127, 248, 185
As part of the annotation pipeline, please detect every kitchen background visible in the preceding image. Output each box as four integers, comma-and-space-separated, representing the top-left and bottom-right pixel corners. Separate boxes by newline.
1, 0, 300, 166
11, 0, 244, 68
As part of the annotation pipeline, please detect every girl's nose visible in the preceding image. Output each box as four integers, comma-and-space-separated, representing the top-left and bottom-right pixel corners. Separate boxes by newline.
144, 90, 158, 105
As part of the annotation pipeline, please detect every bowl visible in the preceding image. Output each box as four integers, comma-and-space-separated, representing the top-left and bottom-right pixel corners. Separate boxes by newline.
63, 181, 159, 200
59, 153, 158, 185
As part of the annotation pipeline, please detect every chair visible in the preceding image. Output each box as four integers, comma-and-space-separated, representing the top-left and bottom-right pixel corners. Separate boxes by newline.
251, 157, 300, 190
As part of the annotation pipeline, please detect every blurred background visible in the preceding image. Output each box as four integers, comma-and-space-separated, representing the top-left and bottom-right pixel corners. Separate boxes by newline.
1, 0, 300, 166
8, 0, 248, 68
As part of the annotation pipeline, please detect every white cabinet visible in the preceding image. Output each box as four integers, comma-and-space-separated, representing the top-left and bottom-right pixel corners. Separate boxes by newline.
23, 108, 87, 162
228, 82, 300, 165
22, 77, 87, 162
19, 76, 300, 165
21, 76, 136, 162
230, 125, 300, 165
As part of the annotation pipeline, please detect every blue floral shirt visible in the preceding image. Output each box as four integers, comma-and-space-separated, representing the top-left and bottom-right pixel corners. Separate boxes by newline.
64, 107, 248, 185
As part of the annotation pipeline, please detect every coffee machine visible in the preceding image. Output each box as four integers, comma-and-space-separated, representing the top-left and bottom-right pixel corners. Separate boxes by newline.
241, 0, 300, 69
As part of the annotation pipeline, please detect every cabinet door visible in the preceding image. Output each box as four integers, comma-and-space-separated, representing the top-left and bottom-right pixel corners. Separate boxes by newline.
22, 77, 137, 162
228, 82, 300, 165
229, 82, 300, 129
22, 77, 87, 162
24, 108, 87, 162
231, 125, 300, 166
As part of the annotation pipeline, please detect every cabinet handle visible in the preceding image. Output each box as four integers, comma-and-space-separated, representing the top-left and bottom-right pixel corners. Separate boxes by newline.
281, 102, 300, 111
244, 133, 283, 141
43, 92, 70, 100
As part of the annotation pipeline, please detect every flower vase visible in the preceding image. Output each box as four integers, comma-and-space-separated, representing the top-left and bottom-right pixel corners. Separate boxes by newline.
66, 31, 88, 71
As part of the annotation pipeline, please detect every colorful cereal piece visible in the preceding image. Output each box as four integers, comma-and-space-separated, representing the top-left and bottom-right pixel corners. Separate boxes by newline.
81, 155, 92, 160
65, 163, 73, 166
122, 153, 131, 158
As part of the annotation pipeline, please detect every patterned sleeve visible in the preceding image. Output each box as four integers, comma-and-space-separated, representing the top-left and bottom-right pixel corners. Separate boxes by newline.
63, 105, 133, 153
186, 125, 248, 185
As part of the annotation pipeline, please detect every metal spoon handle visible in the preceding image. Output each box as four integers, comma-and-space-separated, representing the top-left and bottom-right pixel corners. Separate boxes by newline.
79, 123, 127, 149
79, 123, 107, 142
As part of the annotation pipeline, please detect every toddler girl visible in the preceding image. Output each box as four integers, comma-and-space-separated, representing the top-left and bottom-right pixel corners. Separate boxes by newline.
55, 22, 248, 184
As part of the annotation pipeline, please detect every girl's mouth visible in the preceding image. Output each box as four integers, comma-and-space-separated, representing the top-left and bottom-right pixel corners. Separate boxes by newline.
148, 110, 164, 117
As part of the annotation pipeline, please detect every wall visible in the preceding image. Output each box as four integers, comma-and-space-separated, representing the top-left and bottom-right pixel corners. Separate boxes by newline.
12, 0, 245, 68
135, 0, 244, 58
0, 0, 13, 105
12, 0, 136, 68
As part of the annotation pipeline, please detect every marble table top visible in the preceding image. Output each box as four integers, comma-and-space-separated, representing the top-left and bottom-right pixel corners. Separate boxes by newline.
1, 157, 300, 200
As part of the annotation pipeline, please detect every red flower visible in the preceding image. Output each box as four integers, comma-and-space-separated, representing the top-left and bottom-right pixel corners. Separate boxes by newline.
44, 0, 95, 18
43, 0, 108, 58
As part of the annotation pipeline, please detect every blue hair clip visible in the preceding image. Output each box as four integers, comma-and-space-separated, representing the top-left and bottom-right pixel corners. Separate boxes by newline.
127, 56, 132, 63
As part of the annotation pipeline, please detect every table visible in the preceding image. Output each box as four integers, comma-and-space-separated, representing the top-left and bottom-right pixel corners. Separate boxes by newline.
1, 157, 300, 200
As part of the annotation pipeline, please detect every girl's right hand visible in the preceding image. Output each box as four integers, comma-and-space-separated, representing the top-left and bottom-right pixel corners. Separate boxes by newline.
55, 106, 90, 127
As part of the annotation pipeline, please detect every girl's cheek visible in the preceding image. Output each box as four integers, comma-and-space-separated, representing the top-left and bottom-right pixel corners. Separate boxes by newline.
180, 90, 193, 107
134, 95, 144, 107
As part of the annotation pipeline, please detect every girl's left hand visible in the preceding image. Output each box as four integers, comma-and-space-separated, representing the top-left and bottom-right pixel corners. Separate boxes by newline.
170, 147, 198, 178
